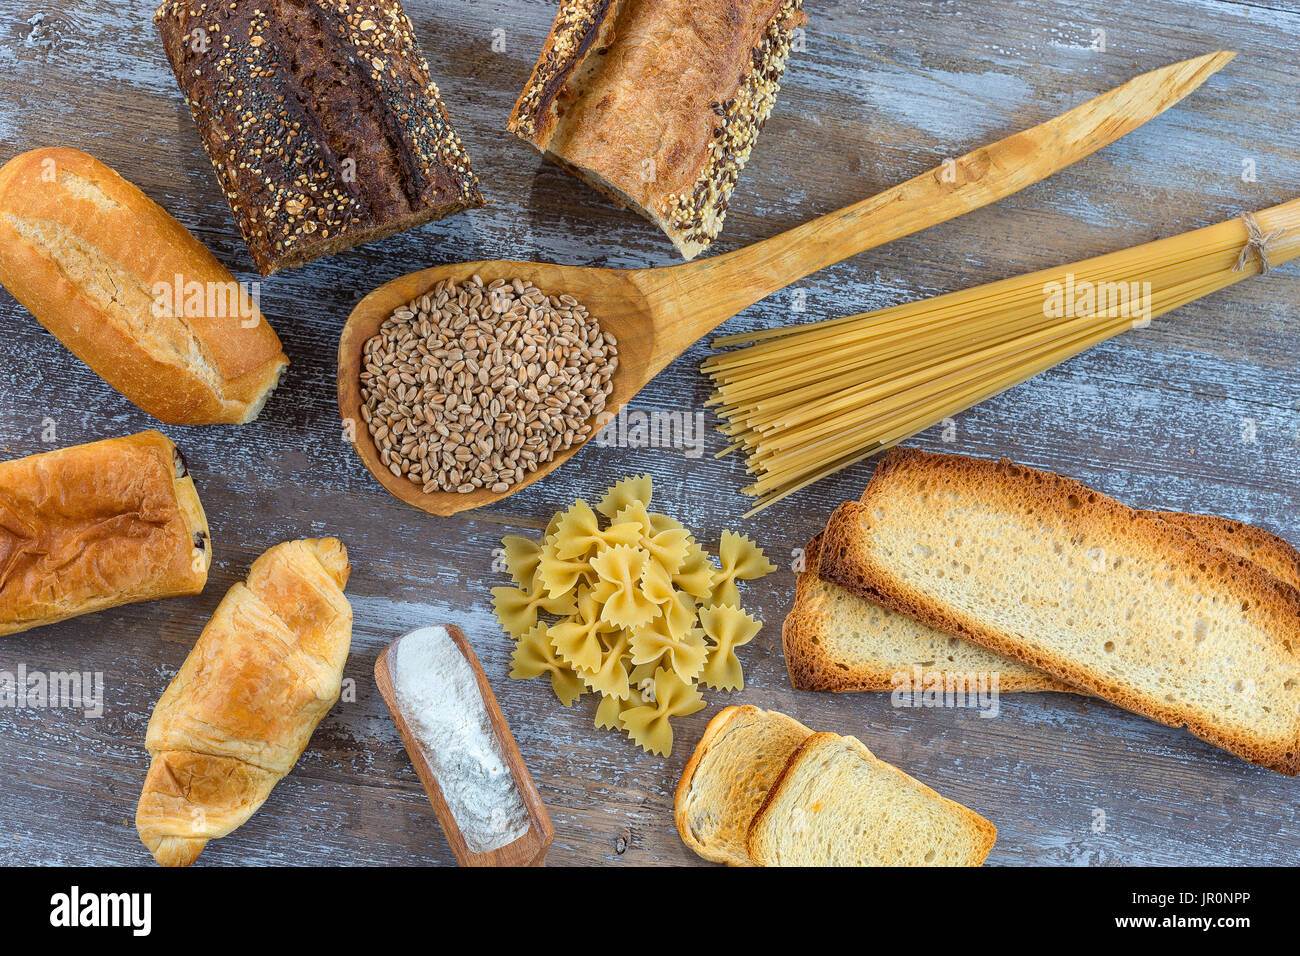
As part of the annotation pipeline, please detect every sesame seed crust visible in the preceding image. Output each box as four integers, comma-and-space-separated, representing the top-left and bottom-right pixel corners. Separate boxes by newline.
154, 0, 484, 276
507, 0, 806, 261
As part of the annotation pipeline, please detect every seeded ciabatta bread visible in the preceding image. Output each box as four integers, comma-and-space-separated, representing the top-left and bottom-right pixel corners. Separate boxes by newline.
155, 0, 484, 275
674, 706, 812, 866
746, 732, 996, 866
818, 449, 1300, 775
786, 515, 1300, 694
508, 0, 807, 260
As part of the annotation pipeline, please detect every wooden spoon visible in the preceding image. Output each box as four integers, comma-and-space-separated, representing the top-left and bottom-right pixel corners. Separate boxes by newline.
339, 51, 1232, 516
374, 624, 554, 866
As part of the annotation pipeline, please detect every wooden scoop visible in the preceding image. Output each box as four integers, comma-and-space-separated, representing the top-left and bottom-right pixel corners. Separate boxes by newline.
374, 624, 554, 867
339, 52, 1233, 516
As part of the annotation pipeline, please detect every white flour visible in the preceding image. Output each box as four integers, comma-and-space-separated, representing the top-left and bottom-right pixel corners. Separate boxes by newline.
392, 626, 531, 854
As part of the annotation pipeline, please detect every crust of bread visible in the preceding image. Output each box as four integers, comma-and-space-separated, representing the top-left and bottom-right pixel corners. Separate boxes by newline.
0, 148, 288, 424
745, 732, 996, 866
508, 0, 807, 259
818, 448, 1300, 775
1155, 511, 1300, 592
0, 431, 211, 637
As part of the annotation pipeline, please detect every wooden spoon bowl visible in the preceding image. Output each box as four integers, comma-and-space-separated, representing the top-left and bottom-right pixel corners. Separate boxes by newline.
374, 624, 554, 867
337, 52, 1230, 516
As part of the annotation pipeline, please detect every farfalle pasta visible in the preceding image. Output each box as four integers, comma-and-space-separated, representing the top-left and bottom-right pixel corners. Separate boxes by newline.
494, 475, 776, 756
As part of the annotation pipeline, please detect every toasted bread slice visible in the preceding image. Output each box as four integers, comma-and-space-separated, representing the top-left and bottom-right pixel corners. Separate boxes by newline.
675, 706, 813, 866
784, 533, 1074, 693
1154, 512, 1300, 591
746, 732, 996, 866
785, 514, 1300, 695
818, 449, 1300, 775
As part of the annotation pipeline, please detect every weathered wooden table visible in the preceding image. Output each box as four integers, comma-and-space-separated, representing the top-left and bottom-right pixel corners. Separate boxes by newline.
2, 0, 1298, 867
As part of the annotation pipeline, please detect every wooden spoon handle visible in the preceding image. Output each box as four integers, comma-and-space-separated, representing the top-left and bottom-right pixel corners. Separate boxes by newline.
641, 50, 1234, 362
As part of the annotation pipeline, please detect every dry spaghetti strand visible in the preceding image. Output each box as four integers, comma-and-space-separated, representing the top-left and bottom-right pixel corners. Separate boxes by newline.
704, 200, 1300, 515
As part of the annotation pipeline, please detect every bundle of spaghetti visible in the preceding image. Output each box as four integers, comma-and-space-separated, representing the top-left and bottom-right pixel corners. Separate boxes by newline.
704, 199, 1300, 516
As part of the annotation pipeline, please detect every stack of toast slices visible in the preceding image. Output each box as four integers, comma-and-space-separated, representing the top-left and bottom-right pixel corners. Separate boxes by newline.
786, 448, 1300, 775
675, 705, 996, 866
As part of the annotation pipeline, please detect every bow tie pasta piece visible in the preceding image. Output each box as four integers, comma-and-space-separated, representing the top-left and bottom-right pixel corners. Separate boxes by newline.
578, 629, 632, 700
620, 668, 706, 756
673, 540, 716, 599
493, 582, 578, 639
502, 535, 542, 587
629, 622, 707, 684
510, 623, 586, 706
640, 558, 677, 607
641, 524, 691, 576
595, 692, 630, 731
648, 511, 686, 535
698, 605, 763, 691
710, 531, 778, 608
611, 499, 654, 536
591, 545, 660, 630
538, 538, 597, 598
549, 588, 615, 672
596, 474, 653, 518
613, 501, 694, 573
663, 590, 697, 641
552, 499, 642, 560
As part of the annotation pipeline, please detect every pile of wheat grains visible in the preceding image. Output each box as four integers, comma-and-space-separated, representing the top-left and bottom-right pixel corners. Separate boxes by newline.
359, 275, 618, 495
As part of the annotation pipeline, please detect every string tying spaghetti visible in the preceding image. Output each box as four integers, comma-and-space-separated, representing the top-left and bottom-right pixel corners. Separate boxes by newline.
1233, 212, 1288, 274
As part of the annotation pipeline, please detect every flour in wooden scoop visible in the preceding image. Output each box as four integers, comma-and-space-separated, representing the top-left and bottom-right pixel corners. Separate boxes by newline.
392, 626, 530, 853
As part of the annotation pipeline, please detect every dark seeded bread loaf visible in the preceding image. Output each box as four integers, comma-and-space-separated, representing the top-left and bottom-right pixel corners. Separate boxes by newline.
155, 0, 484, 275
786, 515, 1300, 694
508, 0, 807, 260
818, 449, 1300, 775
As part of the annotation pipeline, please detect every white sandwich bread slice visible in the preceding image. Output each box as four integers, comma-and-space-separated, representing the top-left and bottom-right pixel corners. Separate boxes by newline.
745, 732, 996, 866
818, 448, 1300, 775
674, 705, 812, 866
784, 513, 1300, 695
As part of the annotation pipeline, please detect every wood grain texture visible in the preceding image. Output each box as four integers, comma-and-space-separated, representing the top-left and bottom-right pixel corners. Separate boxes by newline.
2, 0, 1299, 866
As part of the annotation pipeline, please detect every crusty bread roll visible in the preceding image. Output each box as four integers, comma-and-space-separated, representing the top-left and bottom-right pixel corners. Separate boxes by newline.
136, 538, 352, 867
0, 147, 288, 424
0, 431, 211, 637
509, 0, 807, 260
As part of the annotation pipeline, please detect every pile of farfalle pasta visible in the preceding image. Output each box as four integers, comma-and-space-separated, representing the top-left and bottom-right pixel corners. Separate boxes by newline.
494, 476, 776, 756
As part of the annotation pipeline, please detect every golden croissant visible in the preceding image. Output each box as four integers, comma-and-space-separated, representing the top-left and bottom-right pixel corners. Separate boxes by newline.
135, 538, 352, 866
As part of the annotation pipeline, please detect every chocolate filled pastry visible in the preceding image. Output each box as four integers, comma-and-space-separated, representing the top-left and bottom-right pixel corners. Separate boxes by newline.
154, 0, 485, 275
0, 431, 211, 637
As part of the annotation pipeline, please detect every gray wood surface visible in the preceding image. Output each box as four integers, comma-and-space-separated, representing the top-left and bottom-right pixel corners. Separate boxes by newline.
2, 0, 1299, 867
